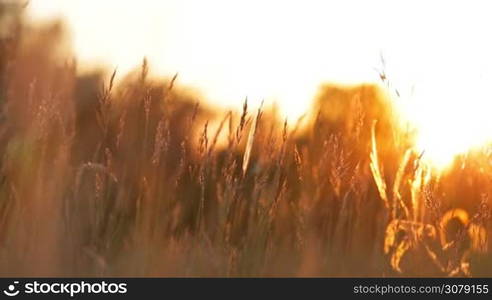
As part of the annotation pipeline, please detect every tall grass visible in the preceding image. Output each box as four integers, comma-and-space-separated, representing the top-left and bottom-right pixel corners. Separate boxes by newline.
0, 10, 490, 277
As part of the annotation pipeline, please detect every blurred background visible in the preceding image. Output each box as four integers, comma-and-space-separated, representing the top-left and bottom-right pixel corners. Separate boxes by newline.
0, 0, 491, 277
22, 0, 492, 166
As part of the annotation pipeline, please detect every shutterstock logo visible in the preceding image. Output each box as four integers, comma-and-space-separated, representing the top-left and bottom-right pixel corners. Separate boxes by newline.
3, 281, 20, 297
2, 281, 127, 297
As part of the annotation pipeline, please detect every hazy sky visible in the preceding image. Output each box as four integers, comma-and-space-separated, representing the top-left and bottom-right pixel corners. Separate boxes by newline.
27, 0, 492, 166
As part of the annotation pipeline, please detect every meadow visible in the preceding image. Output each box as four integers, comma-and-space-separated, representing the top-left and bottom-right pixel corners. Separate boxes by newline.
0, 9, 490, 277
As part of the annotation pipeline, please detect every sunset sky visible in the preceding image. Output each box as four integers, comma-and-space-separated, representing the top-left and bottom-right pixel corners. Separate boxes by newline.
27, 0, 492, 167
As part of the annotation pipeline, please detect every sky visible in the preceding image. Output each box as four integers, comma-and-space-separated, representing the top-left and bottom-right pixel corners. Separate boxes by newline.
27, 0, 492, 167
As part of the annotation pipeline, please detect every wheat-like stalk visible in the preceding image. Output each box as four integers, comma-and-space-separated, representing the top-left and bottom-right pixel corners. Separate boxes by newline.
369, 120, 389, 210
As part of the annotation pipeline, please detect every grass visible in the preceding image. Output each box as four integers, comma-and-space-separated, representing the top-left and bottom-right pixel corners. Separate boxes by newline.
0, 12, 490, 277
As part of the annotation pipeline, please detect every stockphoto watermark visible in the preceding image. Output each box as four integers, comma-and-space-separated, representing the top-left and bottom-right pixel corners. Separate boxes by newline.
2, 280, 127, 297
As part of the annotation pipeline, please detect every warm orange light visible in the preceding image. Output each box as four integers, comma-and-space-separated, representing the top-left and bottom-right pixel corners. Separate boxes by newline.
27, 0, 492, 169
394, 73, 492, 170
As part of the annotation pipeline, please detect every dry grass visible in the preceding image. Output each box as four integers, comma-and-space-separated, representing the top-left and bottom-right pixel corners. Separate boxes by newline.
0, 8, 490, 277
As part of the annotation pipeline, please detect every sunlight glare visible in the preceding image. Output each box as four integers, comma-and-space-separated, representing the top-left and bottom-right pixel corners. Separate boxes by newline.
27, 0, 492, 169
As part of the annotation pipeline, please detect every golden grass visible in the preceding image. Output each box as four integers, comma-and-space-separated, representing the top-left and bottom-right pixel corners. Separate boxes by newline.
0, 10, 490, 277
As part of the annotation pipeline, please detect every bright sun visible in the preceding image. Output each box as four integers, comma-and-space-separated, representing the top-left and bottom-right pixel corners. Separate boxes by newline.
392, 65, 492, 169
27, 0, 492, 169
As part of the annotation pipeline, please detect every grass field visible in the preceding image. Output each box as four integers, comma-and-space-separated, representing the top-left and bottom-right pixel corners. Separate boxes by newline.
0, 7, 490, 277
